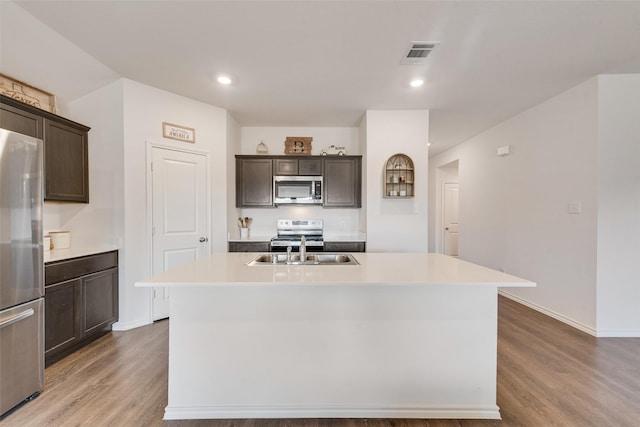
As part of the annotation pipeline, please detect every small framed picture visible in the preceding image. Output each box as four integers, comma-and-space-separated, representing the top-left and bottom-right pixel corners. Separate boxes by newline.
163, 122, 196, 143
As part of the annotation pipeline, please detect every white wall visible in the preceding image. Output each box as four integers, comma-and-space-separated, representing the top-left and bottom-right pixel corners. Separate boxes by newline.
226, 114, 241, 237
430, 79, 600, 333
118, 79, 228, 328
236, 126, 363, 238
596, 74, 640, 336
0, 1, 119, 117
240, 127, 360, 156
365, 110, 429, 252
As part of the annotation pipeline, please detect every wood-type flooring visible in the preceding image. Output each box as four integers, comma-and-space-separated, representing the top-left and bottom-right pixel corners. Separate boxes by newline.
2, 296, 639, 427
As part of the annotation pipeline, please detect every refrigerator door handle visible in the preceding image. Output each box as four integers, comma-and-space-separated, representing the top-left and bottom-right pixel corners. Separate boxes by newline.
0, 308, 35, 329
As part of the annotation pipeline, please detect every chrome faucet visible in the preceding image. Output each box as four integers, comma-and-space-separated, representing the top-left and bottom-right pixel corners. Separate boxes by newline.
299, 235, 306, 264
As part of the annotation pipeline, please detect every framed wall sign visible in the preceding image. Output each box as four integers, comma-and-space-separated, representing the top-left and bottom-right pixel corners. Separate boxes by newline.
162, 122, 196, 143
0, 73, 57, 113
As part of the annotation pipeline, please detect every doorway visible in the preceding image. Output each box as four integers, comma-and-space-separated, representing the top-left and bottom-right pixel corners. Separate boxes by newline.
436, 160, 459, 256
148, 144, 210, 320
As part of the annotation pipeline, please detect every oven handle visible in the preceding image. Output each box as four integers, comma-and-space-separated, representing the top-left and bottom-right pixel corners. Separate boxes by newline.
0, 308, 34, 329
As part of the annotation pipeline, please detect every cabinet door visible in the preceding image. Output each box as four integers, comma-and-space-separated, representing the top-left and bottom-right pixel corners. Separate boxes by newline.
324, 242, 366, 252
45, 278, 82, 356
82, 268, 118, 336
44, 119, 89, 203
323, 157, 362, 208
299, 158, 322, 175
228, 242, 271, 252
274, 159, 298, 175
236, 158, 273, 207
0, 103, 43, 138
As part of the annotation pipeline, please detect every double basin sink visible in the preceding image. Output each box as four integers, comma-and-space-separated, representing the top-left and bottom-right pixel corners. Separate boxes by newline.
247, 253, 359, 266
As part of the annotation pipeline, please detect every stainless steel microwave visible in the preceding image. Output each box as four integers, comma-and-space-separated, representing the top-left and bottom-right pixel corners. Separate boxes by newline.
273, 176, 323, 205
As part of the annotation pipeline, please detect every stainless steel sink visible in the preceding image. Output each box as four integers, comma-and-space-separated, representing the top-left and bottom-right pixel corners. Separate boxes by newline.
247, 253, 359, 266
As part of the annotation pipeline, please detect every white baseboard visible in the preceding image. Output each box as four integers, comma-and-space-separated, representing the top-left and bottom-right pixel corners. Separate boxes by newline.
594, 329, 640, 338
112, 318, 152, 331
498, 290, 597, 336
164, 404, 501, 420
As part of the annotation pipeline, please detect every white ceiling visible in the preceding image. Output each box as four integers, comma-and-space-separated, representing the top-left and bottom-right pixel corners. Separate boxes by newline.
11, 1, 640, 155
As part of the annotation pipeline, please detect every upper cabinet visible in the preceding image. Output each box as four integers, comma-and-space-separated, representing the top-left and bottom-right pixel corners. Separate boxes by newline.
236, 155, 362, 209
236, 156, 274, 207
274, 157, 322, 175
323, 156, 362, 208
0, 95, 90, 203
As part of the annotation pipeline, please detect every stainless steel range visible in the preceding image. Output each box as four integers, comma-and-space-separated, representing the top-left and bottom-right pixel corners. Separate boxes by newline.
270, 219, 324, 252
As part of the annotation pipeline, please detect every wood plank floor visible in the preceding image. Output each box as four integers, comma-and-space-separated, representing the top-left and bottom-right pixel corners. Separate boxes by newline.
2, 296, 639, 427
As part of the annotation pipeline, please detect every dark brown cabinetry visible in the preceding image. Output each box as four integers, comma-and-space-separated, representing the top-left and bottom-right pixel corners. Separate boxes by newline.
236, 156, 274, 207
324, 241, 366, 252
0, 94, 90, 203
228, 241, 271, 252
45, 251, 118, 366
275, 157, 322, 175
323, 156, 362, 208
236, 155, 362, 208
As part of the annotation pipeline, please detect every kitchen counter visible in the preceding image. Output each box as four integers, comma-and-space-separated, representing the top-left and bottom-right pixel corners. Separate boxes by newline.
136, 253, 534, 421
137, 252, 531, 287
44, 244, 120, 263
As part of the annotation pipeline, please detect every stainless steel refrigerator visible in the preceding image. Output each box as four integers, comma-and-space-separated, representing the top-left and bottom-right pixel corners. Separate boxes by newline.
0, 128, 44, 417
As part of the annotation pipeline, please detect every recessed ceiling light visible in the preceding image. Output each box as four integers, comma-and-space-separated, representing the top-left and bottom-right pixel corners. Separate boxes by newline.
410, 79, 424, 88
217, 76, 232, 85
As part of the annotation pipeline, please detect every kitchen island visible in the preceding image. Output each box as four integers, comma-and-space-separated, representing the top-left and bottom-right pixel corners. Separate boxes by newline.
136, 253, 534, 421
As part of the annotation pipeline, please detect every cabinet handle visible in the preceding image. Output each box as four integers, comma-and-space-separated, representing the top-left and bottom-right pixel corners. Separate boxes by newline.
199, 237, 209, 243
0, 308, 34, 329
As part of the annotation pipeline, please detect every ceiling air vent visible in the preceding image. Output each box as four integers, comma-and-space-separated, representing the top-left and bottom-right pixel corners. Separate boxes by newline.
401, 41, 438, 65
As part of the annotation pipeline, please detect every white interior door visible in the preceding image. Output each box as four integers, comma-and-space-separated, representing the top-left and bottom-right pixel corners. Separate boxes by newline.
443, 182, 459, 257
151, 147, 209, 320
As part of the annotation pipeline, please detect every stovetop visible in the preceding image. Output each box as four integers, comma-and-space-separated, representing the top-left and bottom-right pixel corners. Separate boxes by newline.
271, 219, 324, 247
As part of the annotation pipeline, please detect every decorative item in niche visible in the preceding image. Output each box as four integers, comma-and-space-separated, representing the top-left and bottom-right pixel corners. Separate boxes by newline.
0, 73, 56, 113
256, 140, 268, 154
162, 122, 196, 143
384, 153, 415, 198
284, 136, 312, 155
321, 144, 347, 156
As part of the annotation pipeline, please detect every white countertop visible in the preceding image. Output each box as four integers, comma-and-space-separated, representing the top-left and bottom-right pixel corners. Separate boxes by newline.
136, 252, 535, 288
44, 244, 120, 263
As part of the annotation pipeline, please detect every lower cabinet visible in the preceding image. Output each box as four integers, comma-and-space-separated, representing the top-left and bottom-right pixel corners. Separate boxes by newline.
228, 242, 270, 252
324, 241, 366, 252
45, 251, 118, 366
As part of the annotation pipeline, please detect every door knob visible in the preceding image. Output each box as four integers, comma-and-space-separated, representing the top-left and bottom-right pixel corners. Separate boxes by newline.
199, 237, 208, 242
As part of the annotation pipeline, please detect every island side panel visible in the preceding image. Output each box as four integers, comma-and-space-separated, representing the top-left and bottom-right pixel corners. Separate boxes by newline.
165, 285, 500, 420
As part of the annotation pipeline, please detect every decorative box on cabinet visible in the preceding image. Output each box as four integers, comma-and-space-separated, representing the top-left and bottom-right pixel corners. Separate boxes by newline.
44, 251, 118, 366
0, 94, 90, 203
384, 153, 414, 198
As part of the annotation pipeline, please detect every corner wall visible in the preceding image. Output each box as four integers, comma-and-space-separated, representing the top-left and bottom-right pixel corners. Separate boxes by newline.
430, 79, 599, 333
596, 74, 640, 336
365, 110, 429, 252
119, 79, 228, 329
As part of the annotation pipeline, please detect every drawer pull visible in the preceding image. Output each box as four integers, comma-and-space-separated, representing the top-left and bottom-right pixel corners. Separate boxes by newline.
0, 308, 34, 329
